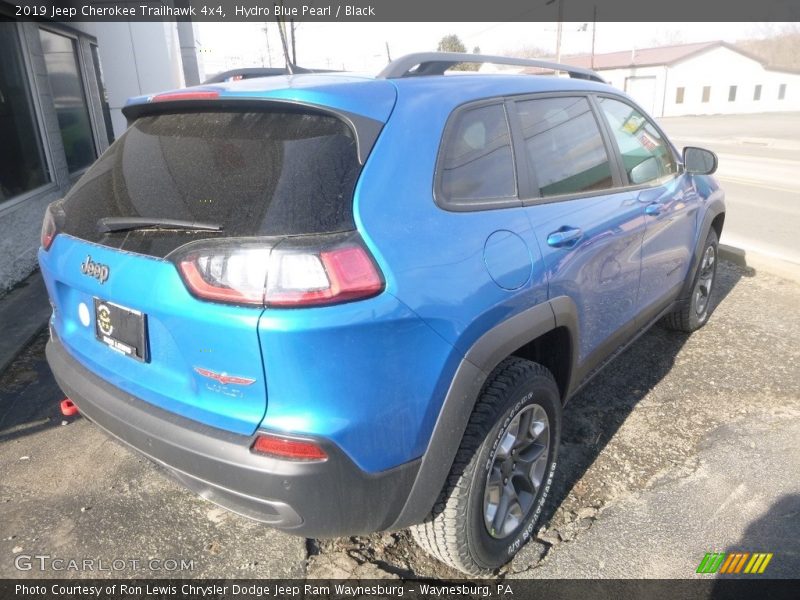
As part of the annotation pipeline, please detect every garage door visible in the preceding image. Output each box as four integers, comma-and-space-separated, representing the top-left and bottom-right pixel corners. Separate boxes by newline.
625, 76, 658, 115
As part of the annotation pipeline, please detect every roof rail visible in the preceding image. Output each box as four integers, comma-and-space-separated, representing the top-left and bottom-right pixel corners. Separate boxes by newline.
376, 52, 606, 83
204, 66, 340, 84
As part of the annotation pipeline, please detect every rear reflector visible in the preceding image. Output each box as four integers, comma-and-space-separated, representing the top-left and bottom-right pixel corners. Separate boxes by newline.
251, 433, 328, 461
152, 90, 220, 103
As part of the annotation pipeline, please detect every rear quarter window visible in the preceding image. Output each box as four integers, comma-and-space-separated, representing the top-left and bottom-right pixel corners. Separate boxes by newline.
437, 103, 517, 204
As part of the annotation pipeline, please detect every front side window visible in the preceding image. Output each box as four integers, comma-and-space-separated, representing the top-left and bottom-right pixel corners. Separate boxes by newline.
779, 84, 787, 100
729, 86, 737, 102
439, 103, 516, 202
516, 96, 613, 198
597, 97, 677, 186
38, 28, 97, 173
0, 18, 49, 203
753, 85, 762, 101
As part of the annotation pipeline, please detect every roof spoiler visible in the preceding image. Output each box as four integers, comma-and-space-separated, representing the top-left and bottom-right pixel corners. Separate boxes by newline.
377, 52, 606, 83
121, 97, 383, 165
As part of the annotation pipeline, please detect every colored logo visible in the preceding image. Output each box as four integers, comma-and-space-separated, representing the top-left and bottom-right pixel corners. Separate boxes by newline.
194, 367, 256, 386
97, 304, 113, 336
696, 552, 773, 575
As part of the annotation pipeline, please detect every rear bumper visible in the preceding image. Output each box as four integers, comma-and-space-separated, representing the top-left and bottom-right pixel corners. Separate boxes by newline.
46, 333, 420, 537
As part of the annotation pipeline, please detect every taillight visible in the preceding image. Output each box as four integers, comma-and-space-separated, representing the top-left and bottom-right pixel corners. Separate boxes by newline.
251, 433, 328, 461
178, 244, 271, 305
265, 245, 383, 307
41, 203, 58, 251
170, 233, 384, 308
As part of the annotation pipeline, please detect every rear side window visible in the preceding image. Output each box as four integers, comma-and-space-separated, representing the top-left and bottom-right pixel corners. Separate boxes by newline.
439, 103, 516, 203
516, 96, 613, 198
60, 109, 361, 256
597, 97, 677, 185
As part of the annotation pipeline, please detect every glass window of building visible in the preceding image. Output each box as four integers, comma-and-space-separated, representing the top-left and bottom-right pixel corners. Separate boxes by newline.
0, 18, 50, 204
38, 28, 97, 173
90, 43, 114, 145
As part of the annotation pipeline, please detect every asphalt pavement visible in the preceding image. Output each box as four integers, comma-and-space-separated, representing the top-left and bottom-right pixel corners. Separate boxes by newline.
658, 112, 800, 271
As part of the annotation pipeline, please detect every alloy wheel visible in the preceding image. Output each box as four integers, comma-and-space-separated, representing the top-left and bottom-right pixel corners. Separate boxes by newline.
483, 403, 550, 539
694, 244, 716, 317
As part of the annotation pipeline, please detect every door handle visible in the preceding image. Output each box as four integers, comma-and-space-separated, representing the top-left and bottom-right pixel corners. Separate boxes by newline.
644, 203, 663, 216
547, 226, 583, 248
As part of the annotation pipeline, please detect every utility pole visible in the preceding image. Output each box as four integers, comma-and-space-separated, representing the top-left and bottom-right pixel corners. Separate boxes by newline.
555, 0, 563, 63
385, 41, 392, 62
262, 23, 272, 67
546, 0, 564, 63
590, 4, 597, 69
276, 17, 293, 73
290, 19, 297, 64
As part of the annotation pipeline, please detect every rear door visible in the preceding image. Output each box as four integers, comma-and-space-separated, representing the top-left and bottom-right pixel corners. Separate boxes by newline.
511, 94, 646, 375
41, 106, 365, 435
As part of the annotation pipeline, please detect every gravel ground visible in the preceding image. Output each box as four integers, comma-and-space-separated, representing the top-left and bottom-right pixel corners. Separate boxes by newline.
1, 260, 798, 579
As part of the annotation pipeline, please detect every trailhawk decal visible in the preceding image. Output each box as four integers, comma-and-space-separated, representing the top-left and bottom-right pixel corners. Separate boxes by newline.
193, 367, 256, 386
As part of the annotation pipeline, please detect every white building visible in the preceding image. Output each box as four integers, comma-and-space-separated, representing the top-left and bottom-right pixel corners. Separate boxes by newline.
551, 41, 800, 117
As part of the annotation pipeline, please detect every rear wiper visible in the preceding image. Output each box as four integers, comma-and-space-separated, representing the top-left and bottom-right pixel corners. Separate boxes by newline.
97, 217, 223, 233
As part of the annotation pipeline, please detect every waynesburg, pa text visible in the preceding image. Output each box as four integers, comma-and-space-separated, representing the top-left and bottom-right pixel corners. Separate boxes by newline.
15, 583, 513, 598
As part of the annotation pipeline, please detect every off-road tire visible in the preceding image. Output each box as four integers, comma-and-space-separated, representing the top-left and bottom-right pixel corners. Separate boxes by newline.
410, 357, 561, 575
663, 228, 719, 332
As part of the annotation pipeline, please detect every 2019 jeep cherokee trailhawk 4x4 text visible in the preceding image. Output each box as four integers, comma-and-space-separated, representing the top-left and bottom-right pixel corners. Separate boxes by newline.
39, 52, 724, 574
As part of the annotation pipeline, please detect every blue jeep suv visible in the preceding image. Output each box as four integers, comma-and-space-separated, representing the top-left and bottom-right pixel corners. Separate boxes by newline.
39, 52, 724, 574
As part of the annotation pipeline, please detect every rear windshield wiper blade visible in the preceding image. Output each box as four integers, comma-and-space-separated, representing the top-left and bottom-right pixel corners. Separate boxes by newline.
98, 217, 223, 233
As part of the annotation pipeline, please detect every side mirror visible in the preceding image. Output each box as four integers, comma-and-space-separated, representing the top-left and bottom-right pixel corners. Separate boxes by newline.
683, 146, 718, 175
629, 156, 660, 185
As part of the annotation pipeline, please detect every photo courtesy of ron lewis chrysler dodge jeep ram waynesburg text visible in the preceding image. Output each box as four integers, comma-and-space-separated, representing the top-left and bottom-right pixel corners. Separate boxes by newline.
39, 52, 724, 575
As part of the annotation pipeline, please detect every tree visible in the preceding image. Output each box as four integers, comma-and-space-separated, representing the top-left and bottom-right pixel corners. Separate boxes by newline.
647, 29, 686, 48
436, 34, 481, 71
437, 34, 466, 53
737, 25, 800, 70
504, 45, 552, 59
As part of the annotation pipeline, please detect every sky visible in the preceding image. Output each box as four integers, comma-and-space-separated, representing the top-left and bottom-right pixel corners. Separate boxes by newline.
196, 22, 788, 76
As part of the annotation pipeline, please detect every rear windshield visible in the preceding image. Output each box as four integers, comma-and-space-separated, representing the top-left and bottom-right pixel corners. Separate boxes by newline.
60, 109, 361, 256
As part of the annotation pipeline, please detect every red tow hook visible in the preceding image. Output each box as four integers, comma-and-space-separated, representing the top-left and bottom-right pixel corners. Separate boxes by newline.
60, 398, 79, 416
